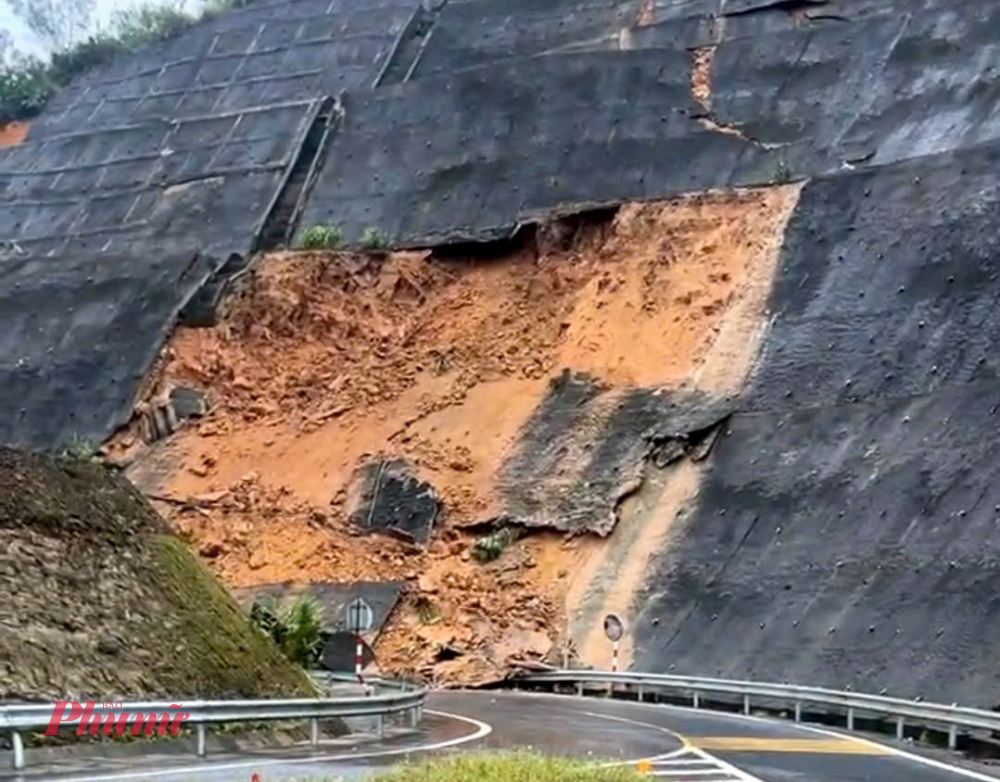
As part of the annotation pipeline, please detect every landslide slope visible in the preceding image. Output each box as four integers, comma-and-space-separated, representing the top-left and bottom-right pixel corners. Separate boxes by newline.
0, 447, 313, 700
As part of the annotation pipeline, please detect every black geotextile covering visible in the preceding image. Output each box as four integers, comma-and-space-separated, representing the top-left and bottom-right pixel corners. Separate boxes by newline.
495, 372, 734, 535
631, 141, 1000, 706
299, 48, 778, 245
0, 0, 416, 450
302, 0, 1000, 248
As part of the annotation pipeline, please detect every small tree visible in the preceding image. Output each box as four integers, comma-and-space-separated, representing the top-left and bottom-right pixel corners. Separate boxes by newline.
250, 594, 325, 668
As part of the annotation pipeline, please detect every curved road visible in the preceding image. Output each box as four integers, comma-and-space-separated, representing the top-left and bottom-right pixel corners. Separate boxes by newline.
5, 691, 1000, 781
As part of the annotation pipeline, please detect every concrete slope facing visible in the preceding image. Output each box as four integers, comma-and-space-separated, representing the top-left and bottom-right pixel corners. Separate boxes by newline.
633, 141, 1000, 706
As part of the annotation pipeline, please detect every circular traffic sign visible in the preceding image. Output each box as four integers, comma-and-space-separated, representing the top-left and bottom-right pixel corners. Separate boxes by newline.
603, 613, 624, 642
347, 597, 374, 634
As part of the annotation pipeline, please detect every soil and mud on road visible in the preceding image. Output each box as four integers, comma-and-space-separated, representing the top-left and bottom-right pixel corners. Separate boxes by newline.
109, 185, 801, 685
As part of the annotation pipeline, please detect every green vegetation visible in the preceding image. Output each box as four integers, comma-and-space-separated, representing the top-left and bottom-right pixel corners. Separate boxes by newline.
149, 536, 318, 694
250, 594, 326, 668
473, 526, 519, 562
0, 446, 315, 701
300, 224, 345, 250
58, 434, 98, 461
0, 0, 260, 124
366, 752, 647, 782
415, 596, 440, 624
360, 226, 391, 251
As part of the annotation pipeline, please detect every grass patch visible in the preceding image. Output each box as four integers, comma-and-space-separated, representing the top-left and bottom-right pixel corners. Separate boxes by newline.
367, 751, 647, 782
360, 226, 390, 251
300, 224, 344, 250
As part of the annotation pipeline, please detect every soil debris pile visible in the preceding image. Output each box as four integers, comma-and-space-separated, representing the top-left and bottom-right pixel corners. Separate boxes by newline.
116, 185, 800, 681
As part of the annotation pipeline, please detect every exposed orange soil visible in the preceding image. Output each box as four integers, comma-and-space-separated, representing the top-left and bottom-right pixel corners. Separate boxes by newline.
0, 121, 29, 147
115, 186, 799, 680
691, 47, 715, 111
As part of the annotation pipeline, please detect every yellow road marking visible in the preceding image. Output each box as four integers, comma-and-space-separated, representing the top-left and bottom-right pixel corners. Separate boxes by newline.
689, 737, 893, 755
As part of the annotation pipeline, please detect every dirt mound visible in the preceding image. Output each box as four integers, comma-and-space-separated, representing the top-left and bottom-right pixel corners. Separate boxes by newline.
114, 186, 800, 681
0, 447, 313, 701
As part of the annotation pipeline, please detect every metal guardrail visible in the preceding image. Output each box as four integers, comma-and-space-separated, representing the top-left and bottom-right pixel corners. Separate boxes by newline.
521, 670, 997, 751
2, 685, 425, 771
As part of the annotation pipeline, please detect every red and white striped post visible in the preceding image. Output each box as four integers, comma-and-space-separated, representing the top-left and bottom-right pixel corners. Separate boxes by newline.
612, 640, 619, 672
354, 633, 365, 685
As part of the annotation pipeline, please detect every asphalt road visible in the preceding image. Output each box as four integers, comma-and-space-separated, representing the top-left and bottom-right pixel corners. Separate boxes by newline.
4, 691, 1000, 782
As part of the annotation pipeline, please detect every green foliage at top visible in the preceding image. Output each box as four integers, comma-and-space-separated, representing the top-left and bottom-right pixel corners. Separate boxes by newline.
300, 224, 344, 250
112, 1, 192, 49
368, 752, 647, 782
360, 226, 391, 251
251, 594, 326, 668
0, 0, 261, 124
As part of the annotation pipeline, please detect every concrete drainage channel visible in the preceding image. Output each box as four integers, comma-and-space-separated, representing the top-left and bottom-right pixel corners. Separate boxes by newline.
0, 682, 425, 771
514, 670, 1000, 759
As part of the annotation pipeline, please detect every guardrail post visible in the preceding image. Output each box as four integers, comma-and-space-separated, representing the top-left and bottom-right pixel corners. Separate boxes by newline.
637, 684, 644, 702
743, 694, 750, 715
409, 706, 419, 728
310, 718, 319, 747
195, 723, 207, 757
376, 714, 385, 739
896, 716, 904, 740
948, 723, 957, 750
11, 730, 24, 770
577, 682, 584, 697
794, 701, 801, 723
847, 707, 854, 731
693, 691, 700, 709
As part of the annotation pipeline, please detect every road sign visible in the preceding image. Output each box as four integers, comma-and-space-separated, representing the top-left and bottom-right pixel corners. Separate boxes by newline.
347, 597, 374, 634
603, 613, 623, 642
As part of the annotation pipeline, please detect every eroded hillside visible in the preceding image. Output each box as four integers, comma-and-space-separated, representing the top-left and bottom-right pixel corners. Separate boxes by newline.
112, 186, 800, 682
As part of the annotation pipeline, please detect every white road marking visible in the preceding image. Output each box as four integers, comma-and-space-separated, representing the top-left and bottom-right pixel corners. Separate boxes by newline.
58, 709, 492, 782
778, 721, 1000, 782
514, 691, 1000, 780
581, 709, 762, 781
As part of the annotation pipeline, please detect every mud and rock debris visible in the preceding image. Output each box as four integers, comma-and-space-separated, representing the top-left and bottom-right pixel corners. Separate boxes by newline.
118, 186, 800, 682
0, 121, 29, 147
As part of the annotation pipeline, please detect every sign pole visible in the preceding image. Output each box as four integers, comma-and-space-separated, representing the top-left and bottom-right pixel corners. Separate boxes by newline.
346, 597, 374, 692
355, 632, 365, 686
612, 639, 619, 673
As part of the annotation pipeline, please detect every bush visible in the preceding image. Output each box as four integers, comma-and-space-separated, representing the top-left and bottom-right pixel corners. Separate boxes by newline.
0, 0, 257, 123
48, 35, 127, 85
473, 527, 519, 563
0, 55, 53, 123
368, 751, 646, 782
113, 2, 193, 49
59, 435, 98, 461
250, 594, 325, 668
300, 224, 344, 250
360, 227, 390, 251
